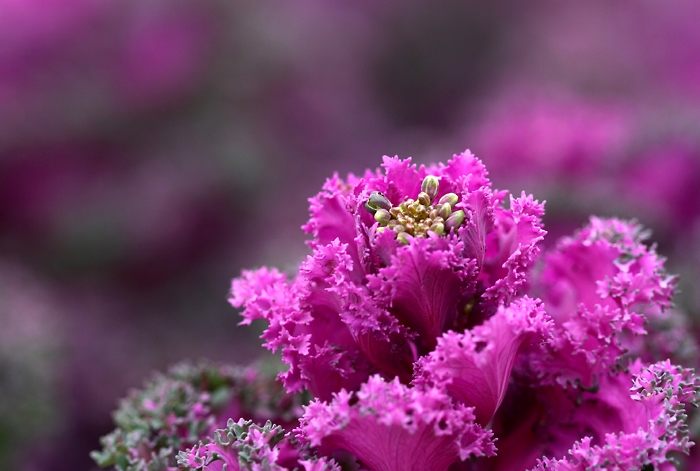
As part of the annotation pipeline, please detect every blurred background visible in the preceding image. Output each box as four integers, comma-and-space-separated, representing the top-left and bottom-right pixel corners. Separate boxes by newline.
2, 1, 700, 469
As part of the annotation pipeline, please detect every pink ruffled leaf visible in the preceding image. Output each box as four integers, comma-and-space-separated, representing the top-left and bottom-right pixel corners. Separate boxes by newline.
480, 192, 546, 304
298, 376, 495, 471
366, 236, 478, 352
533, 360, 700, 471
533, 217, 676, 388
415, 296, 552, 425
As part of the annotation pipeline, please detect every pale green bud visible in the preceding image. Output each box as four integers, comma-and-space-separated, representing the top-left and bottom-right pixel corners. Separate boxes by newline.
421, 176, 439, 202
367, 192, 392, 211
437, 203, 452, 220
417, 192, 431, 206
374, 208, 391, 226
445, 210, 466, 231
397, 232, 413, 245
429, 222, 445, 235
438, 193, 459, 208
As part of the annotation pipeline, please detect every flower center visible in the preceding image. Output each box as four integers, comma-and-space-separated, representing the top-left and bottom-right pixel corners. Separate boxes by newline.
364, 176, 465, 244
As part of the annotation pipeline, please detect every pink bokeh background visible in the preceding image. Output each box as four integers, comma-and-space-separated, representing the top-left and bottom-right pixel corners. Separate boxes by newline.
1, 1, 700, 470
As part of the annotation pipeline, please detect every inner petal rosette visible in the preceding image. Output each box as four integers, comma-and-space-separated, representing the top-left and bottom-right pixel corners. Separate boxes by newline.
231, 151, 545, 399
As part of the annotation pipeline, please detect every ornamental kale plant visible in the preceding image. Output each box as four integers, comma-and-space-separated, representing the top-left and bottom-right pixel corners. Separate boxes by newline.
95, 151, 700, 471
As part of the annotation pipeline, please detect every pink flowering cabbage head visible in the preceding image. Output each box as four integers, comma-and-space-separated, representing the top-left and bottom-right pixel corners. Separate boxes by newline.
226, 153, 700, 471
230, 152, 546, 401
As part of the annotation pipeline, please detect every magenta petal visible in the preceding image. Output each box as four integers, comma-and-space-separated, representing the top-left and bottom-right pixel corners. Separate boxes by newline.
541, 217, 674, 322
333, 261, 417, 381
298, 376, 495, 471
431, 150, 491, 195
532, 304, 642, 389
350, 328, 417, 383
287, 344, 369, 403
303, 174, 366, 278
231, 243, 375, 399
292, 241, 377, 399
416, 296, 552, 425
532, 360, 700, 471
480, 192, 546, 303
229, 267, 308, 352
456, 186, 495, 269
304, 174, 358, 248
533, 217, 677, 388
367, 236, 478, 351
376, 155, 422, 203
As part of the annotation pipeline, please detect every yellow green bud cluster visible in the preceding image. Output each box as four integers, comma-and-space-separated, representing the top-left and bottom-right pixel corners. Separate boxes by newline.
365, 176, 466, 244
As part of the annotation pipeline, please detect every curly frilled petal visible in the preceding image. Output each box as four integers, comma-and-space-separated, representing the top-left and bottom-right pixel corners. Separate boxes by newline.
298, 376, 495, 471
285, 241, 376, 399
302, 173, 368, 280
230, 268, 314, 394
541, 217, 675, 321
278, 344, 363, 403
429, 150, 491, 195
455, 186, 495, 271
332, 264, 416, 381
298, 458, 342, 471
302, 240, 403, 386
300, 234, 417, 382
531, 303, 641, 389
371, 156, 423, 204
366, 236, 478, 352
415, 297, 552, 425
229, 267, 309, 353
532, 360, 700, 471
303, 173, 358, 248
533, 217, 676, 388
229, 267, 293, 323
230, 243, 375, 400
480, 192, 546, 303
622, 305, 699, 367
